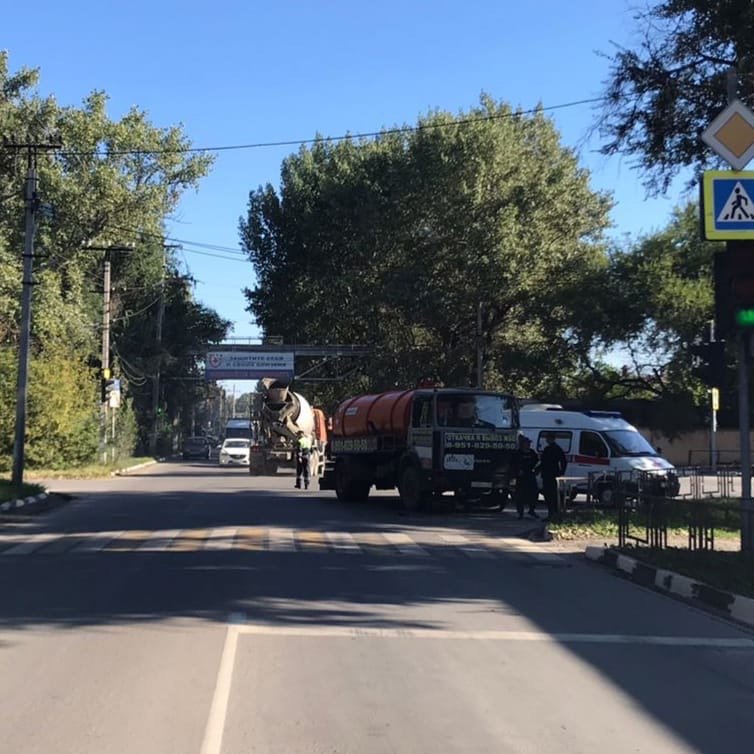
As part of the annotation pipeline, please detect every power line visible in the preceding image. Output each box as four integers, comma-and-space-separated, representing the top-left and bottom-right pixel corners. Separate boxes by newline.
51, 96, 605, 158
107, 224, 247, 256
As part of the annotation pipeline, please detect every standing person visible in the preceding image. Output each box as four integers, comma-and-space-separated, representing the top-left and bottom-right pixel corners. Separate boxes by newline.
539, 431, 567, 520
295, 432, 312, 489
512, 435, 539, 519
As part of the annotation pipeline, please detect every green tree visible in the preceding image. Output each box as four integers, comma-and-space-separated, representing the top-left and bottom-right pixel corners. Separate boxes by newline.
596, 0, 754, 193
240, 96, 612, 407
0, 53, 220, 468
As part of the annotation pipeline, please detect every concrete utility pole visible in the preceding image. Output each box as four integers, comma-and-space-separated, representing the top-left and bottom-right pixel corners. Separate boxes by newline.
7, 139, 60, 486
149, 244, 180, 456
84, 245, 132, 463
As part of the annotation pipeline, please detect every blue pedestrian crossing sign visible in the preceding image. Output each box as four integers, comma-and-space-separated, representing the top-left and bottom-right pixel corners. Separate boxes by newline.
702, 170, 754, 239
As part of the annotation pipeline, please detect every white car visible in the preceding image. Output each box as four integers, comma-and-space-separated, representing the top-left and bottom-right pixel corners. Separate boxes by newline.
218, 438, 251, 466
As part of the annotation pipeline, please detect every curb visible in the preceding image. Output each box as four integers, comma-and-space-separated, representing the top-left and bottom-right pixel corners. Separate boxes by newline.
0, 490, 49, 514
585, 545, 754, 628
112, 458, 162, 476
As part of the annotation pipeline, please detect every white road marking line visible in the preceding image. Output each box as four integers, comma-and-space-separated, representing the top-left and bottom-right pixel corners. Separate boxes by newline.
1, 532, 58, 556
325, 531, 362, 553
496, 539, 564, 564
200, 621, 242, 754
438, 533, 495, 559
268, 528, 297, 552
138, 529, 181, 551
204, 528, 238, 550
383, 532, 430, 557
235, 624, 754, 647
71, 531, 125, 553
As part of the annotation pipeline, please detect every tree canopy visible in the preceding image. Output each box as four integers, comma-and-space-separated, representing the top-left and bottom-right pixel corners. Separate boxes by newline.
241, 96, 613, 408
597, 0, 754, 193
0, 53, 228, 469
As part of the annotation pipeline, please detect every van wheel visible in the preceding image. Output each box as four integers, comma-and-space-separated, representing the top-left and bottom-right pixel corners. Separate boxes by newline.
399, 466, 428, 512
595, 484, 614, 507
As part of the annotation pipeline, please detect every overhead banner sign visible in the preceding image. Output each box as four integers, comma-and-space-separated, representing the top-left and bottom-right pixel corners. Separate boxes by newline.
702, 170, 754, 239
204, 351, 294, 381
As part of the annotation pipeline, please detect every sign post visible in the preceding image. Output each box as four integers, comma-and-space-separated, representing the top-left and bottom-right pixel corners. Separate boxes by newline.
701, 98, 754, 551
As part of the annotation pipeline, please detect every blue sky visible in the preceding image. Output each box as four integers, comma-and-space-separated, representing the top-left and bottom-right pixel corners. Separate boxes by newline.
4, 0, 691, 341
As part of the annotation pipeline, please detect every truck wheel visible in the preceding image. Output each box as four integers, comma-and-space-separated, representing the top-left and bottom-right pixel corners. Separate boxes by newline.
399, 466, 428, 512
335, 463, 370, 502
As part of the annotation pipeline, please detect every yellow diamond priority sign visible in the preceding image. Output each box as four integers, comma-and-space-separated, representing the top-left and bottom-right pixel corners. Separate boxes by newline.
702, 99, 754, 171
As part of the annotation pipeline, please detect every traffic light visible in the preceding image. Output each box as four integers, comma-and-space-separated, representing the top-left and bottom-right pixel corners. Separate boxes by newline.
715, 242, 754, 336
689, 340, 726, 387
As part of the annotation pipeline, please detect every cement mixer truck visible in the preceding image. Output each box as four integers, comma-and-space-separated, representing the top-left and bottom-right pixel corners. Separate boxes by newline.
249, 379, 327, 476
319, 387, 519, 510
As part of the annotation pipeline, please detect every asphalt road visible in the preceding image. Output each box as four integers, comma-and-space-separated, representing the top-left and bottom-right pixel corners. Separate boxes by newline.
1, 461, 754, 754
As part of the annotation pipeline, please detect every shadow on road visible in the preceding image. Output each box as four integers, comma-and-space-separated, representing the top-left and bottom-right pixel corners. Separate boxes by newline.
1, 468, 753, 753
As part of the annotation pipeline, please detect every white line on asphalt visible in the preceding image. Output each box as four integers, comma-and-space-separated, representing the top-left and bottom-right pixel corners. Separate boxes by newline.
204, 528, 238, 550
498, 539, 564, 564
438, 533, 495, 559
235, 624, 754, 647
325, 531, 361, 553
138, 529, 181, 551
200, 618, 243, 754
1, 532, 58, 556
268, 528, 297, 552
71, 531, 125, 553
383, 532, 430, 557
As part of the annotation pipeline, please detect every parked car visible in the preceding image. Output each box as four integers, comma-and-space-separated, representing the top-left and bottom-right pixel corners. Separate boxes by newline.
182, 436, 211, 460
219, 438, 251, 466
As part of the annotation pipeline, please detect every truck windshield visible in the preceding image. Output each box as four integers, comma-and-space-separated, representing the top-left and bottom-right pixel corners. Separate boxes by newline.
603, 430, 657, 457
436, 394, 514, 429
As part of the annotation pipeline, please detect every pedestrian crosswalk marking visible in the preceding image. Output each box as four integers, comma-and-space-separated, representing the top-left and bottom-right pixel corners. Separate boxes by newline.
102, 530, 149, 552
170, 528, 209, 551
325, 531, 361, 553
0, 527, 563, 563
438, 533, 495, 559
76, 530, 124, 553
235, 527, 265, 550
1, 532, 58, 556
268, 528, 297, 552
295, 530, 327, 551
383, 532, 430, 557
204, 527, 237, 550
139, 529, 181, 551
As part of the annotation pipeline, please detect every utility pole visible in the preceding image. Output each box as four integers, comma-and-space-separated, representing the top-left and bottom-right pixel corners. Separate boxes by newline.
149, 243, 180, 456
83, 245, 131, 463
476, 301, 484, 389
6, 138, 60, 487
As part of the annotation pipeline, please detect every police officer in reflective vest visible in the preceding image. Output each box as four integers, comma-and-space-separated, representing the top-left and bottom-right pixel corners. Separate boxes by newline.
295, 432, 312, 489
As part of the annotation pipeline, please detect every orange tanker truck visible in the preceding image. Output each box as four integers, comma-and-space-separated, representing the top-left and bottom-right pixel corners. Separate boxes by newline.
319, 387, 519, 510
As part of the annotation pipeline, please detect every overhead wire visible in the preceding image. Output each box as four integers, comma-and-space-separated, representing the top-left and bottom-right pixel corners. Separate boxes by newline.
47, 96, 605, 157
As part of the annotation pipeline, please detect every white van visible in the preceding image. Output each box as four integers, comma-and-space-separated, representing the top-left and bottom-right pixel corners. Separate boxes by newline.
518, 405, 680, 503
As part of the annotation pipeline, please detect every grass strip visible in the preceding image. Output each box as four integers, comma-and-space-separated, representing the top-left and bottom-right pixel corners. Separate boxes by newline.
19, 457, 155, 481
550, 502, 741, 541
0, 479, 45, 504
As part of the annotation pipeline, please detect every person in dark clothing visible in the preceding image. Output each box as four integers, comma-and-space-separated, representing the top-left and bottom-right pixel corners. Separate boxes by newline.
512, 435, 539, 519
539, 431, 567, 520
